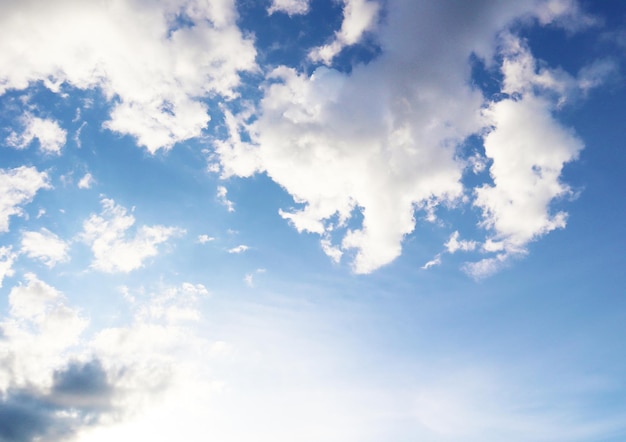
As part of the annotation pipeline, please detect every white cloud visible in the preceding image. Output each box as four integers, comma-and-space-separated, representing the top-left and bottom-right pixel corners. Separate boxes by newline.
216, 185, 235, 212
215, 1, 594, 276
74, 121, 87, 148
309, 0, 380, 64
534, 0, 600, 31
0, 0, 257, 153
78, 172, 95, 189
80, 198, 183, 273
268, 0, 311, 16
197, 234, 215, 244
445, 231, 478, 254
21, 228, 70, 267
228, 245, 249, 254
321, 237, 343, 264
0, 273, 88, 391
499, 34, 615, 106
421, 254, 442, 270
475, 96, 582, 245
465, 52, 583, 275
0, 246, 16, 288
457, 37, 585, 278
6, 113, 67, 154
0, 166, 50, 232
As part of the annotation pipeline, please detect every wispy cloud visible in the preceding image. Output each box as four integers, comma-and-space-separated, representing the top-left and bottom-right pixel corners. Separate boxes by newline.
216, 185, 235, 212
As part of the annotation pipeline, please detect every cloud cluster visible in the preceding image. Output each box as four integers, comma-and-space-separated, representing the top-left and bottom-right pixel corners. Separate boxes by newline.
0, 0, 256, 153
0, 0, 608, 281
80, 198, 182, 273
0, 276, 214, 441
215, 0, 603, 275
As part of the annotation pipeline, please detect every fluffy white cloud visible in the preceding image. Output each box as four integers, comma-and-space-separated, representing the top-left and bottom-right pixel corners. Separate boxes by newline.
0, 166, 50, 233
268, 0, 311, 16
0, 246, 16, 288
216, 2, 547, 274
0, 0, 256, 153
215, 0, 598, 275
80, 198, 183, 273
228, 244, 249, 254
445, 231, 478, 254
6, 113, 67, 154
78, 172, 95, 189
309, 0, 380, 64
464, 37, 585, 279
21, 228, 70, 267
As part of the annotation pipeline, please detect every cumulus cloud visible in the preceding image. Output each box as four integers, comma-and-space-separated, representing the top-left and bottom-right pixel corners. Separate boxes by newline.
0, 166, 50, 233
268, 0, 311, 16
80, 198, 183, 273
463, 37, 585, 279
21, 228, 70, 267
78, 172, 95, 189
214, 0, 598, 276
0, 0, 257, 153
5, 113, 67, 154
309, 0, 380, 64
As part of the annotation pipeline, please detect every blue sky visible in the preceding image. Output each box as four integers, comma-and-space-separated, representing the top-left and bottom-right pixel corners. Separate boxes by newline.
0, 0, 625, 440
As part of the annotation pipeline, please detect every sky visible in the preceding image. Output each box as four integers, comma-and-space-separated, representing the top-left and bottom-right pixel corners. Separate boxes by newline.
0, 0, 625, 440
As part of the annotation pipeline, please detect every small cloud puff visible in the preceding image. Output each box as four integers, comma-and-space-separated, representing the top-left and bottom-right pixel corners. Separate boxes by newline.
228, 244, 249, 254
78, 172, 95, 189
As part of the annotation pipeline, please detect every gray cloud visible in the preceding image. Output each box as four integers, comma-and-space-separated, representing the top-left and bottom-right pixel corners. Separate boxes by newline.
0, 359, 112, 442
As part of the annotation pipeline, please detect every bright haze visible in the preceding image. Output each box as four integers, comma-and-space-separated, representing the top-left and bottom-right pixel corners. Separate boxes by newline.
1, 0, 625, 441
